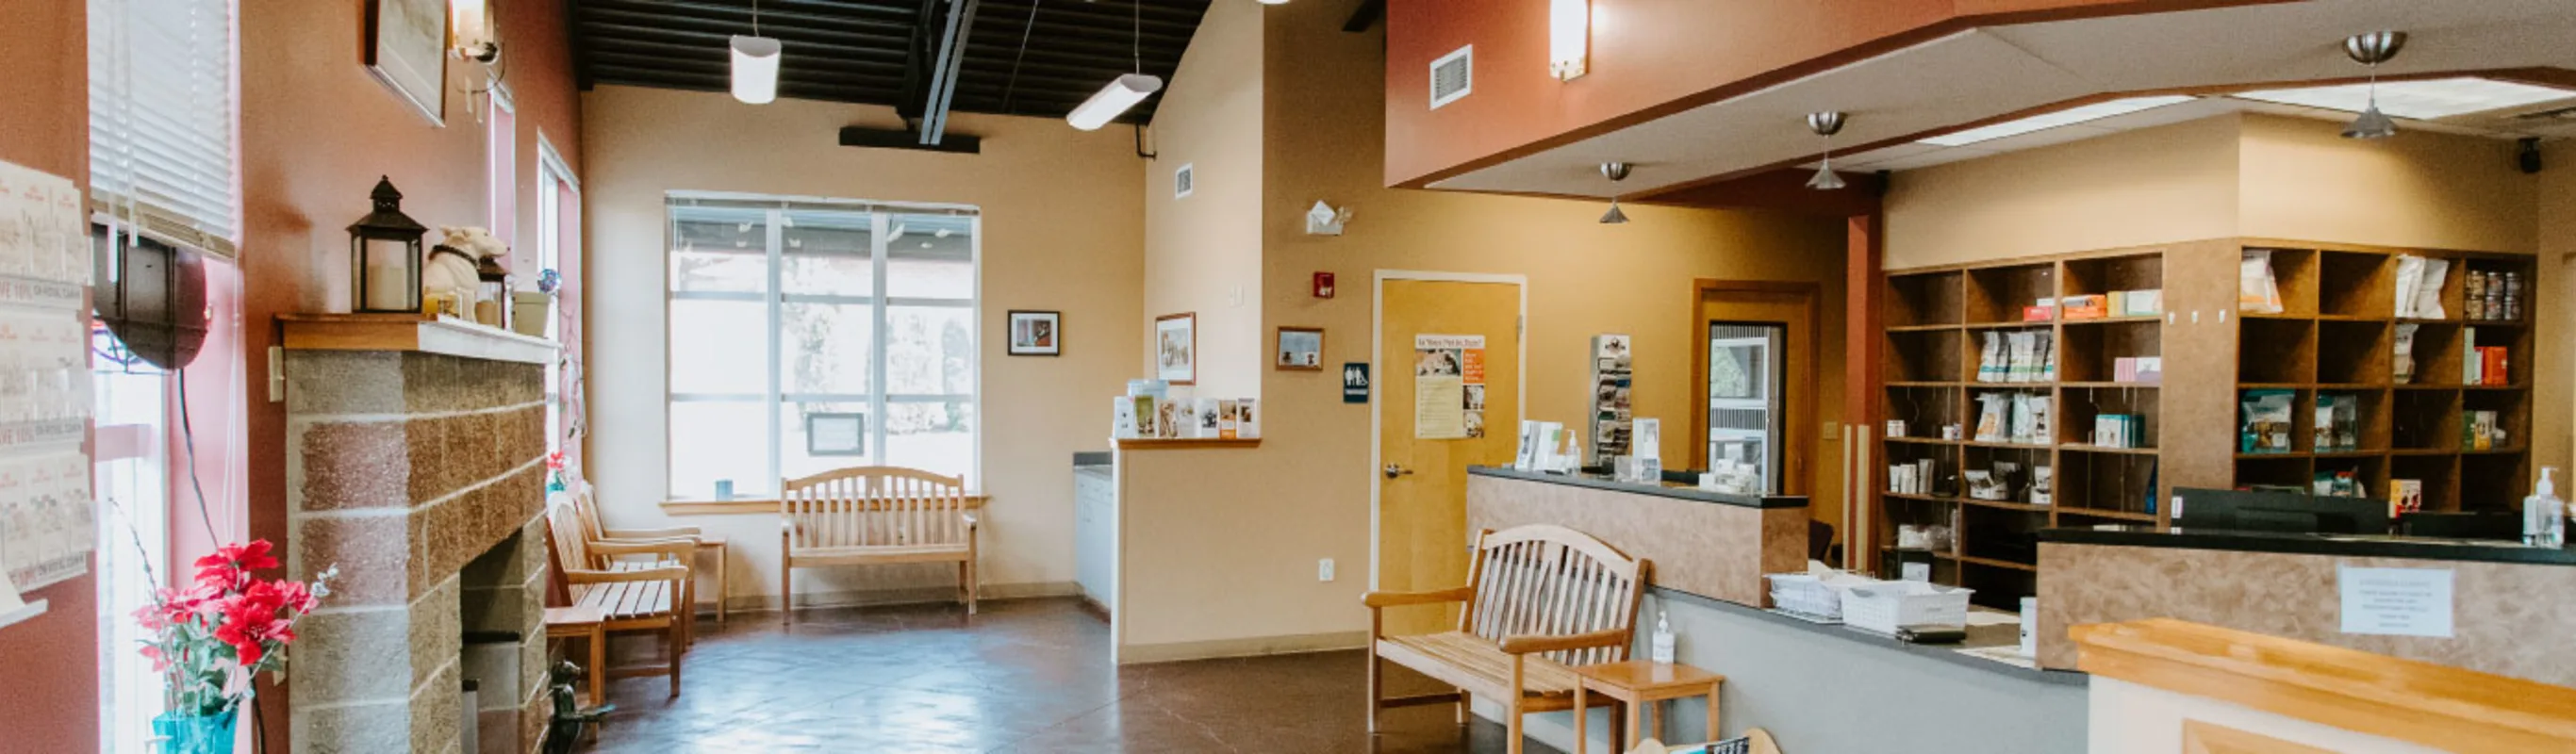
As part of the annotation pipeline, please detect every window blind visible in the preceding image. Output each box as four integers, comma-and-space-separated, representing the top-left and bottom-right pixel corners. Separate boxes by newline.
89, 0, 240, 258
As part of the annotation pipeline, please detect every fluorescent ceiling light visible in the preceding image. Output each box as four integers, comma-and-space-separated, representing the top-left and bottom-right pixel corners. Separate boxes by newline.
1919, 95, 2197, 147
2234, 77, 2575, 121
731, 36, 783, 105
1067, 74, 1164, 131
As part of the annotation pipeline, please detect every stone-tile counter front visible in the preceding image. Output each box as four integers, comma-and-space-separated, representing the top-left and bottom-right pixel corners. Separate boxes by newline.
2037, 528, 2576, 688
1465, 467, 1808, 608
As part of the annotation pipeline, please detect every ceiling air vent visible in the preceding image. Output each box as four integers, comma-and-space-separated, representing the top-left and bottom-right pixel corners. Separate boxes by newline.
1175, 163, 1195, 199
1430, 45, 1473, 109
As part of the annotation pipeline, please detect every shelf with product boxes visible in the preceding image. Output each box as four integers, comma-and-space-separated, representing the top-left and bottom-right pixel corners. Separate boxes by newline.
2231, 240, 2534, 517
1874, 245, 2170, 610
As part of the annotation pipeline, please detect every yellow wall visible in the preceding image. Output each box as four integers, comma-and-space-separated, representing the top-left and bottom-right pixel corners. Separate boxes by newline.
582, 85, 1147, 605
1143, 0, 1264, 397
1115, 0, 1849, 659
1885, 111, 2568, 490
1884, 114, 2241, 270
2239, 113, 2536, 254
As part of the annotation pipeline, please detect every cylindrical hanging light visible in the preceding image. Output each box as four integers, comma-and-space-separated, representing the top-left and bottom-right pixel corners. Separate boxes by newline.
1806, 111, 1848, 191
732, 35, 783, 105
2340, 31, 2405, 140
1068, 74, 1164, 130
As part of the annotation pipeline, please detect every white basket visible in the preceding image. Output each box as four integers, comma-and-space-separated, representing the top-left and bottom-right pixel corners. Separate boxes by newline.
1839, 582, 1974, 634
1765, 572, 1848, 621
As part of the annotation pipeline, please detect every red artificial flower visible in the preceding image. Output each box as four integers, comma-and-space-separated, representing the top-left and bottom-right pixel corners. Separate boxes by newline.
545, 450, 567, 471
194, 541, 280, 592
214, 582, 293, 667
140, 645, 172, 673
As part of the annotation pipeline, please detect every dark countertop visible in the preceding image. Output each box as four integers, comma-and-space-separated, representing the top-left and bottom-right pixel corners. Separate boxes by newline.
1467, 466, 1808, 509
2041, 526, 2576, 566
1654, 585, 2087, 686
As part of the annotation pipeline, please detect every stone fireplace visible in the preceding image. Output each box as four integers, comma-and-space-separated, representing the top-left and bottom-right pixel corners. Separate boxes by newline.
280, 316, 556, 754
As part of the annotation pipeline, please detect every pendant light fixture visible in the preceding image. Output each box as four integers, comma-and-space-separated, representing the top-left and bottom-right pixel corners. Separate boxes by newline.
1806, 111, 1847, 190
1598, 161, 1631, 224
2339, 31, 2406, 140
1069, 1, 1165, 130
731, 0, 782, 105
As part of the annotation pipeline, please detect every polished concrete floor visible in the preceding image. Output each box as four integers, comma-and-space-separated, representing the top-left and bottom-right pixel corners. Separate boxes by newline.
582, 597, 1560, 753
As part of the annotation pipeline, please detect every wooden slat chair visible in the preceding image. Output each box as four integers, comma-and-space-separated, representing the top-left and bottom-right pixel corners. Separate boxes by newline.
780, 466, 980, 623
570, 486, 733, 627
543, 494, 694, 697
1363, 524, 1650, 754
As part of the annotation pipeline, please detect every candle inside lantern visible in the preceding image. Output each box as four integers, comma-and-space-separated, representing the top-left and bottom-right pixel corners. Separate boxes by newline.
365, 238, 415, 312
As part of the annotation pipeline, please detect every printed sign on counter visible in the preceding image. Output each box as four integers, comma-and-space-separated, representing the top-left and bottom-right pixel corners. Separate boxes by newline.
2337, 566, 2454, 638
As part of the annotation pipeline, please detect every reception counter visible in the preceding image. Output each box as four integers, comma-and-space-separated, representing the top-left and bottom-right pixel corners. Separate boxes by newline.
1464, 466, 2089, 753
1463, 466, 1807, 607
2037, 526, 2576, 686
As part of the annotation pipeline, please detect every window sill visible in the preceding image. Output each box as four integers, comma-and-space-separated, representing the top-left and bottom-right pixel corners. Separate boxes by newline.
661, 495, 989, 516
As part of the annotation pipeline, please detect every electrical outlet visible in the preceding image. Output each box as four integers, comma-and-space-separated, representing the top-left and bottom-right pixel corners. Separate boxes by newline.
1317, 558, 1335, 582
267, 346, 286, 402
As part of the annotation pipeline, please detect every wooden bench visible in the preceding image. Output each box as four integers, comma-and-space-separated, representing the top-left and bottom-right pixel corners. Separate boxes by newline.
1363, 524, 1651, 754
780, 466, 980, 623
544, 495, 693, 697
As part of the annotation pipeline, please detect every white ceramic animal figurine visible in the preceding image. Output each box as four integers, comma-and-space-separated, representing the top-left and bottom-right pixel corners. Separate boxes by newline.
425, 226, 507, 312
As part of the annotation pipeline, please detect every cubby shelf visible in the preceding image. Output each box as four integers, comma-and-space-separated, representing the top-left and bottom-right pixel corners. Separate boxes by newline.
1878, 246, 2170, 608
2229, 243, 2534, 514
2055, 509, 2158, 523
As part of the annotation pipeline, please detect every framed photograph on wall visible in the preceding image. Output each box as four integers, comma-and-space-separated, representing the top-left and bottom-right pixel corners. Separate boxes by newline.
1008, 310, 1062, 356
1155, 312, 1197, 385
1275, 326, 1325, 370
365, 0, 449, 125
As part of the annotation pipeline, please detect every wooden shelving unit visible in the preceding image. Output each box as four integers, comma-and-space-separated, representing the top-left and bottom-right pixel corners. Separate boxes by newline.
2230, 243, 2535, 514
1871, 238, 2539, 611
1875, 247, 2170, 609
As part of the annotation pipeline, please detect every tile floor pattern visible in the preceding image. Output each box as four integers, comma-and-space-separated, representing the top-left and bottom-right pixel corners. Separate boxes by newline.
582, 598, 1561, 753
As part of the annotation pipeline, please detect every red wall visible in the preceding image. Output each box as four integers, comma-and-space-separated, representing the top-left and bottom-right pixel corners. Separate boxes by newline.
1381, 0, 2280, 188
0, 0, 101, 750
234, 0, 583, 747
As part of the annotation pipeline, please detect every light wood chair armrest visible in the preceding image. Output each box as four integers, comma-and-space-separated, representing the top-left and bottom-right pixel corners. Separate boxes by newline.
563, 566, 688, 584
1498, 628, 1630, 656
597, 533, 701, 548
603, 525, 702, 539
1362, 586, 1475, 609
588, 539, 697, 559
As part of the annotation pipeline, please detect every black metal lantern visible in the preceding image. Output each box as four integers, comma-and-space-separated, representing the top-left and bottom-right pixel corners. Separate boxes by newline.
349, 176, 426, 314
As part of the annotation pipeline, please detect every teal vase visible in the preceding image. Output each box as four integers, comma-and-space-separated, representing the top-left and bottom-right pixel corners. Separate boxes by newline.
152, 710, 236, 754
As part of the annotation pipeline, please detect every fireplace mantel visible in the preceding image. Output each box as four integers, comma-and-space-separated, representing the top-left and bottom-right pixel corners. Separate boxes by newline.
280, 312, 556, 365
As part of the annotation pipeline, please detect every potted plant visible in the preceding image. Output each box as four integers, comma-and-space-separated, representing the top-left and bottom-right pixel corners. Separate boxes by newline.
133, 541, 335, 754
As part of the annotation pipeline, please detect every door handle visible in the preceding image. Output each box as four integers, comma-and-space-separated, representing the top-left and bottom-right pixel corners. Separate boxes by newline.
1383, 464, 1414, 480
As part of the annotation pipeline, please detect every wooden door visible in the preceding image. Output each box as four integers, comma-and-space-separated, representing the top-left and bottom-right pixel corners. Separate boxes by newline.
1377, 279, 1521, 635
1693, 285, 1825, 526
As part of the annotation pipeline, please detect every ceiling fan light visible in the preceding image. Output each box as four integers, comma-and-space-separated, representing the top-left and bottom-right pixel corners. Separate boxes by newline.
730, 36, 783, 105
1807, 163, 1846, 191
2342, 104, 2397, 139
1598, 198, 1629, 224
1068, 74, 1164, 131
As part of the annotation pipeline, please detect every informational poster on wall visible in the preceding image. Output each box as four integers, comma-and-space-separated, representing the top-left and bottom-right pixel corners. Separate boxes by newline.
0, 159, 99, 595
1590, 335, 1634, 464
1414, 334, 1486, 439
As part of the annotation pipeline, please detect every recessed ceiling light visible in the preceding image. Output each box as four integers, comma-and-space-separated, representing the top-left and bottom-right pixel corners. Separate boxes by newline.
2234, 77, 2576, 121
1919, 95, 2197, 147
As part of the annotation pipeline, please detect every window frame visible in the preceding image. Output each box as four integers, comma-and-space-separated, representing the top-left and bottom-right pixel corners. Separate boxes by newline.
663, 192, 983, 498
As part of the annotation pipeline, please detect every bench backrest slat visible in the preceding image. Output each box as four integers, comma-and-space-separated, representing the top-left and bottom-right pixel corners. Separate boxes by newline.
1461, 524, 1650, 665
781, 467, 969, 553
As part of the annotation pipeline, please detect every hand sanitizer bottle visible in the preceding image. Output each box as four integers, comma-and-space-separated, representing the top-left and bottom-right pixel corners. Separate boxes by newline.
2527, 467, 2566, 548
1649, 610, 1676, 664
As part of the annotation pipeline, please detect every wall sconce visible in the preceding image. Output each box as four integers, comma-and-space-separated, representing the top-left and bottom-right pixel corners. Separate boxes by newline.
451, 0, 499, 64
1549, 0, 1589, 81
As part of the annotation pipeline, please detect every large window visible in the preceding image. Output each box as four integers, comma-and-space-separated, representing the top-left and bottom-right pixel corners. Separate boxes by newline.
666, 195, 979, 499
89, 0, 240, 257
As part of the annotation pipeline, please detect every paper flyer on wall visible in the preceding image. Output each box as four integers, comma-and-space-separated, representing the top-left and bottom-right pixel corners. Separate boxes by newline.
0, 159, 98, 595
1414, 334, 1486, 439
0, 451, 95, 592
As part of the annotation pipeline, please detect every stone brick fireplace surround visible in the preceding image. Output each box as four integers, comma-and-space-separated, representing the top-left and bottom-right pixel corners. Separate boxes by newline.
279, 316, 557, 754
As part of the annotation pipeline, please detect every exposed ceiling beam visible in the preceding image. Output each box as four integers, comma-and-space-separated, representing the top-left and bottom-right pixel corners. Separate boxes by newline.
921, 0, 983, 144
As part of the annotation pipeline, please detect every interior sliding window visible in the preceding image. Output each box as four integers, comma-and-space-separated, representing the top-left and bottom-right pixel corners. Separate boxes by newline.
666, 196, 980, 500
